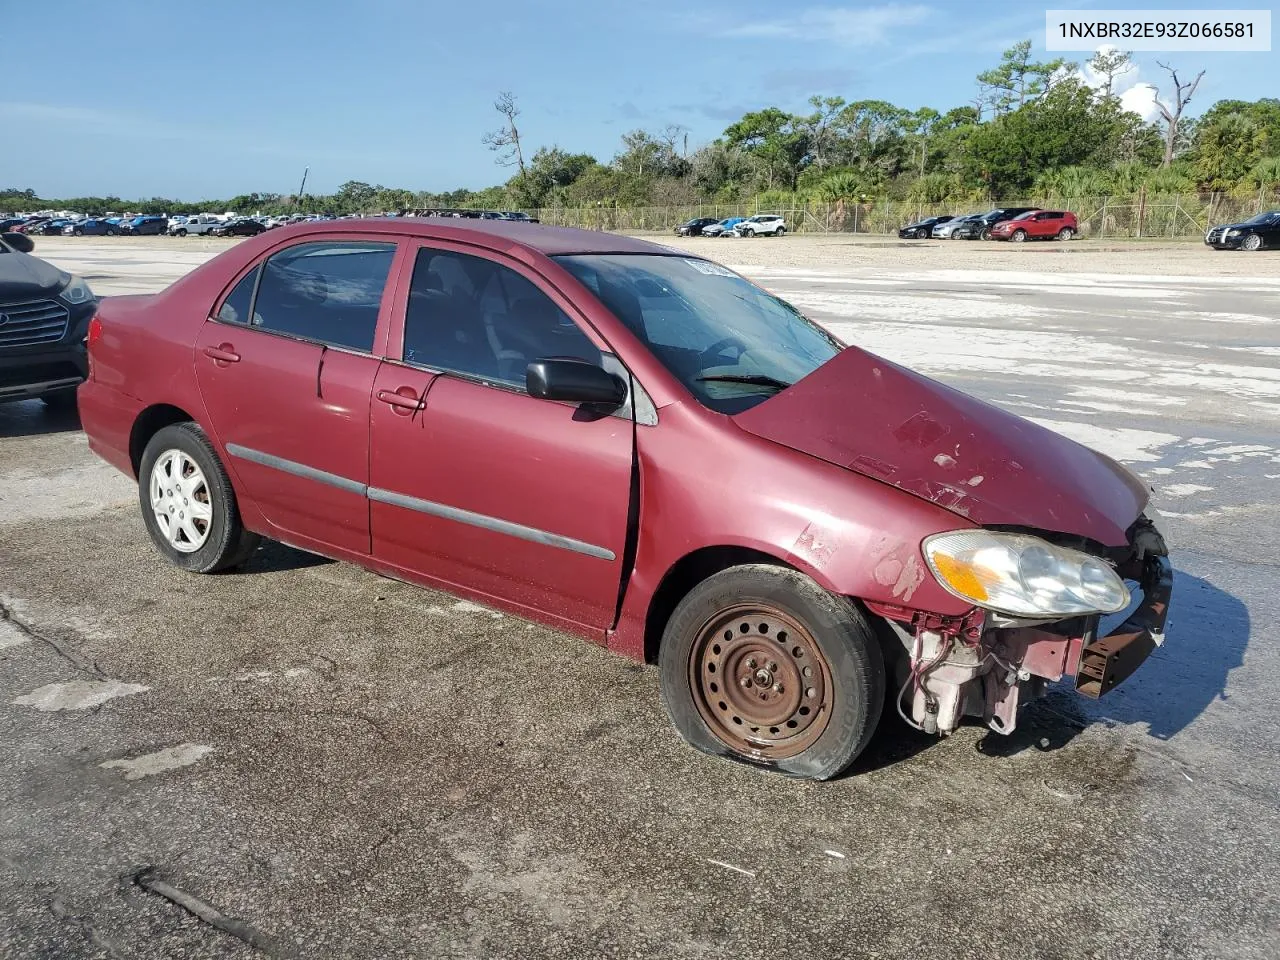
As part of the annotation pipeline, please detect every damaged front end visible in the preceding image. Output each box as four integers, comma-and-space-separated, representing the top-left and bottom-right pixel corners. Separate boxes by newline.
867, 517, 1171, 737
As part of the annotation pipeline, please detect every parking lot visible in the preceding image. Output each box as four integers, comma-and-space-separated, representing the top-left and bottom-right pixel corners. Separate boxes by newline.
3, 235, 1280, 959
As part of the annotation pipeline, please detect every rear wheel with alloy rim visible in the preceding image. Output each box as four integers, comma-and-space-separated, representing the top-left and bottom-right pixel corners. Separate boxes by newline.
138, 422, 259, 573
659, 564, 885, 780
1057, 227, 1074, 241
1242, 233, 1263, 251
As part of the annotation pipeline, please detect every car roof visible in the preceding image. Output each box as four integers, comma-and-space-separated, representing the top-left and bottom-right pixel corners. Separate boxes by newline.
270, 218, 673, 257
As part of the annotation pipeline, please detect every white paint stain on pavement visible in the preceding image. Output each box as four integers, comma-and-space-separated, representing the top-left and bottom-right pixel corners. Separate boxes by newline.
13, 679, 149, 711
0, 620, 30, 650
1025, 418, 1179, 464
100, 743, 215, 780
1162, 484, 1213, 497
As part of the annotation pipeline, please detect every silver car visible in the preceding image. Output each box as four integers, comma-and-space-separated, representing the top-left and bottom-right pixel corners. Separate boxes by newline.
932, 214, 978, 239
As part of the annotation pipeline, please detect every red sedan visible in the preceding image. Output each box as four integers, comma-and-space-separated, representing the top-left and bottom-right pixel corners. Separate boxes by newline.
79, 220, 1171, 779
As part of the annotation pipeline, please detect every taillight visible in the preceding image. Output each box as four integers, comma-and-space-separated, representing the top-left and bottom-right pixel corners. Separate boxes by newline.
86, 315, 102, 379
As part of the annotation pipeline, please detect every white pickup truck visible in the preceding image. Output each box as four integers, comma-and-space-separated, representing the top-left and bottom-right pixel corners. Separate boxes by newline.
168, 214, 223, 237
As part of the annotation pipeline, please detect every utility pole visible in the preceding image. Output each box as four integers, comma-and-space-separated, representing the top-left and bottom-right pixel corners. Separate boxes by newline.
296, 166, 309, 204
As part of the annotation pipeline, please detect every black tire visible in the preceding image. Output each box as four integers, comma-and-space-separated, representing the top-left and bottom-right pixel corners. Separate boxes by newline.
916, 228, 928, 239
775, 226, 785, 237
138, 422, 260, 574
175, 228, 187, 237
979, 228, 991, 241
106, 227, 117, 236
744, 228, 755, 237
659, 564, 885, 780
1010, 229, 1027, 243
1057, 227, 1074, 241
73, 228, 83, 236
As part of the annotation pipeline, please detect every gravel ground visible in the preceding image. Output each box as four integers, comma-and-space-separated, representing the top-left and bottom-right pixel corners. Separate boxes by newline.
1, 234, 1278, 959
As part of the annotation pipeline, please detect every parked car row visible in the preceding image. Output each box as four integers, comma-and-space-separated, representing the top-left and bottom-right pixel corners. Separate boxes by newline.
674, 215, 787, 238
899, 208, 1078, 242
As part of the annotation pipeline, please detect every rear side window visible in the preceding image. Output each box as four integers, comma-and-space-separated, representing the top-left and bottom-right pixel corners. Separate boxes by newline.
238, 241, 395, 352
217, 267, 258, 324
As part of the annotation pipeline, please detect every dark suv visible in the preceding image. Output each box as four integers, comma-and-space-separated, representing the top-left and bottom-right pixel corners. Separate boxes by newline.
0, 232, 99, 408
953, 208, 1039, 240
120, 216, 169, 236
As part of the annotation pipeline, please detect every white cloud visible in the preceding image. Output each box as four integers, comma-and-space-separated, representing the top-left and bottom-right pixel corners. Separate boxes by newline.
720, 4, 932, 47
1063, 46, 1163, 122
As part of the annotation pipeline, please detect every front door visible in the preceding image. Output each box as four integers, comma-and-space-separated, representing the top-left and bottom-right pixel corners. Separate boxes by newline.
194, 238, 398, 554
368, 243, 634, 631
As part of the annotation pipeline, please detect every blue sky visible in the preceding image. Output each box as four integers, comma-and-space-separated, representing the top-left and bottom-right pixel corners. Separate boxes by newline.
4, 0, 1275, 199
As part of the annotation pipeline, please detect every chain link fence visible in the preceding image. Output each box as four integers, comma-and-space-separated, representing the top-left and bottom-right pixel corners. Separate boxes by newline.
529, 191, 1278, 239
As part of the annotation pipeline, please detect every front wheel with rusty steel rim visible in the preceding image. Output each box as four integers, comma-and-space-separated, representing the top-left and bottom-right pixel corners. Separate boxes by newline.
659, 564, 885, 780
689, 604, 832, 759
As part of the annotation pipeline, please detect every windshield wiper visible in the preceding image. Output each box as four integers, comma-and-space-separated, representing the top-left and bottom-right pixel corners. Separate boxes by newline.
696, 373, 792, 391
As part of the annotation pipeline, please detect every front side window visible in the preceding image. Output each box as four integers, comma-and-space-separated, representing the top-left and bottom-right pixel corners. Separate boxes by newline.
241, 241, 395, 352
402, 247, 602, 387
555, 254, 842, 414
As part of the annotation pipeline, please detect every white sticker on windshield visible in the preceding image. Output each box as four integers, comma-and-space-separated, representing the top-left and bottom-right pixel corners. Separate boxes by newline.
683, 258, 737, 278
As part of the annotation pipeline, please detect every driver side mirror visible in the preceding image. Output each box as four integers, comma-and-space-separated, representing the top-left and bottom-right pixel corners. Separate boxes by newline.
527, 359, 627, 407
1, 232, 34, 253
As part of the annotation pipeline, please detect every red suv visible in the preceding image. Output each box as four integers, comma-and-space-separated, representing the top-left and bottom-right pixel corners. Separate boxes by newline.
989, 210, 1077, 242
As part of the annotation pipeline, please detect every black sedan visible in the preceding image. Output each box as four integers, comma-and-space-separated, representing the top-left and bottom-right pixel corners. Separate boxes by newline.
213, 218, 267, 237
0, 231, 99, 408
952, 208, 1039, 240
675, 216, 721, 237
1205, 211, 1280, 251
899, 215, 952, 239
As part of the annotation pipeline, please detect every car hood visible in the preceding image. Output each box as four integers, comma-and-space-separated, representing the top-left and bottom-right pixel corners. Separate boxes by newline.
734, 347, 1149, 546
0, 249, 68, 299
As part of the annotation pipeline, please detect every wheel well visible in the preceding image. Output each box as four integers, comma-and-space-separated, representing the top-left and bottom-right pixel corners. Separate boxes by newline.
643, 546, 791, 663
129, 404, 195, 475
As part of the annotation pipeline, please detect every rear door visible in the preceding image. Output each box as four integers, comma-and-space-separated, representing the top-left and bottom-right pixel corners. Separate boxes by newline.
1033, 211, 1062, 237
194, 237, 400, 554
368, 241, 635, 631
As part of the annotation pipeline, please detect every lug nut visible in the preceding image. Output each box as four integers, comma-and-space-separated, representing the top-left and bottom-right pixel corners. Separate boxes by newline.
767, 661, 777, 672
773, 683, 783, 693
740, 677, 751, 687
745, 658, 757, 669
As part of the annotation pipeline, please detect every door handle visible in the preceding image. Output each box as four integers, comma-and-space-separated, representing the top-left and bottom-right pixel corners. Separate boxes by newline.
377, 387, 422, 415
202, 343, 241, 365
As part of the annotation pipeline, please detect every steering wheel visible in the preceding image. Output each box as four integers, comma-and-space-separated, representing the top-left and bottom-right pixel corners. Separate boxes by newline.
699, 336, 748, 367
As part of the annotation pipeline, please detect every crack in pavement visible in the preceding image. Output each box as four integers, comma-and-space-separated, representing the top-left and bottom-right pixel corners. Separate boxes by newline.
132, 866, 298, 958
0, 854, 127, 959
0, 599, 106, 679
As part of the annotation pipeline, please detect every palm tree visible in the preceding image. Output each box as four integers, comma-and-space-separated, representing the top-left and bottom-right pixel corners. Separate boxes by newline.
815, 173, 862, 229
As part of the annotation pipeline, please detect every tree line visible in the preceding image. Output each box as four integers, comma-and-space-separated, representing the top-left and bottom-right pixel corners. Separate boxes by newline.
5, 44, 1279, 219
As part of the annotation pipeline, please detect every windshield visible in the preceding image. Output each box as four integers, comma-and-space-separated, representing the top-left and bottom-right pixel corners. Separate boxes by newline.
554, 254, 843, 414
1243, 212, 1277, 225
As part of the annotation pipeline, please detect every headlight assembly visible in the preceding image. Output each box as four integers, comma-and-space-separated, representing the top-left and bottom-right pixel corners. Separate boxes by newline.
60, 275, 94, 305
923, 530, 1130, 618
